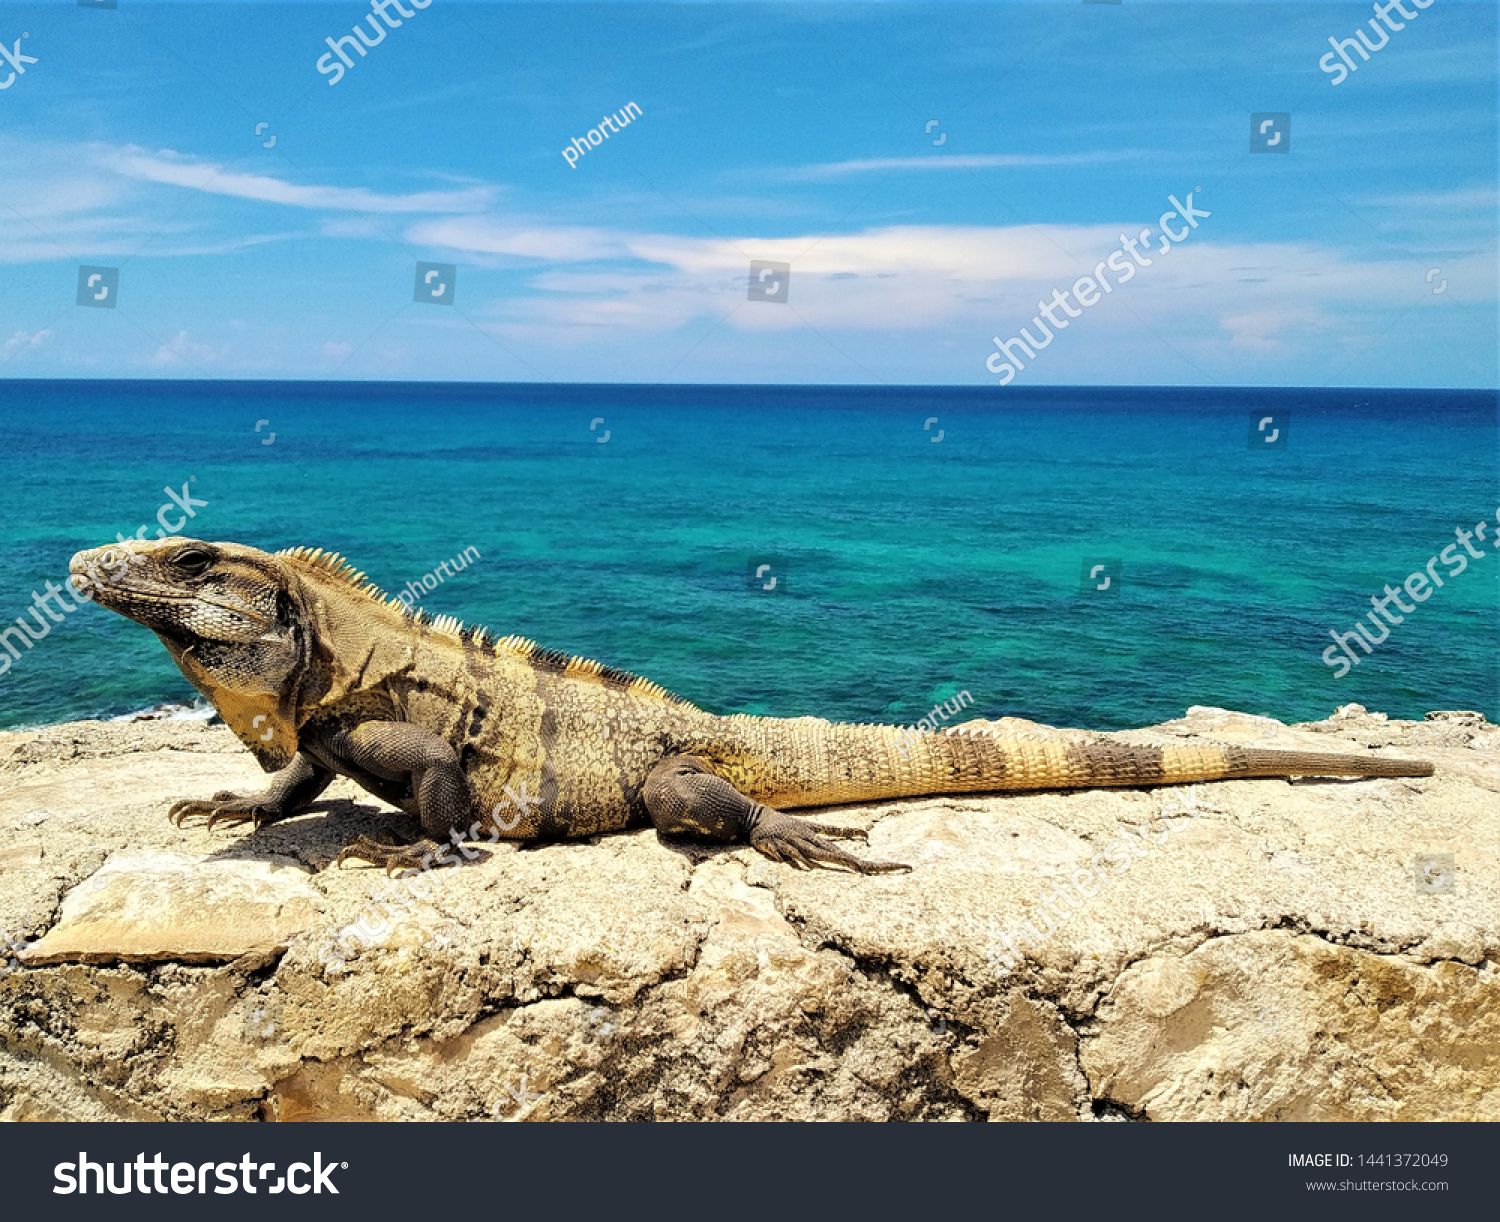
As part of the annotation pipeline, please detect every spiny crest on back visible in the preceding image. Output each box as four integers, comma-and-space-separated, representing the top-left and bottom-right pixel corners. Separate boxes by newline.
458, 624, 493, 648
276, 546, 686, 705
276, 546, 391, 605
495, 633, 687, 705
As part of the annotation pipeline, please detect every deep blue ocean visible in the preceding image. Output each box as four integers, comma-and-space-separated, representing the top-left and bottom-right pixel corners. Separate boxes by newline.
0, 381, 1495, 732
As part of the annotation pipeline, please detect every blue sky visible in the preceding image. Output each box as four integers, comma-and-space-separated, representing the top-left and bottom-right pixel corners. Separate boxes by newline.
0, 0, 1494, 386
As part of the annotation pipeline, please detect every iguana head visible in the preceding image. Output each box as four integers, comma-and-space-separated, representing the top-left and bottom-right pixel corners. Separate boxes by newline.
70, 537, 311, 770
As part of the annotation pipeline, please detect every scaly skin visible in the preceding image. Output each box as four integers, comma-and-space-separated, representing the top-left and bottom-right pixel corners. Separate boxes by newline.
68, 538, 1436, 875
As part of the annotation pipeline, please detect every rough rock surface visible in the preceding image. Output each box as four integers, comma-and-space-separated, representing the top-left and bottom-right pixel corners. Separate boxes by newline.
24, 850, 326, 967
0, 704, 1495, 1122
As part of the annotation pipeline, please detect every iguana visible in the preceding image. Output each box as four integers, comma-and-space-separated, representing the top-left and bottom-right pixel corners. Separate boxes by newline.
69, 537, 1435, 875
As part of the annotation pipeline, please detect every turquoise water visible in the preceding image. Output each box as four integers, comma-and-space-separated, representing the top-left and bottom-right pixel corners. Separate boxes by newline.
0, 381, 1495, 730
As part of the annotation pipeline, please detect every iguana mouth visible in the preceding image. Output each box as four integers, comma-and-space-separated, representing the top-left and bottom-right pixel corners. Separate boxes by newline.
72, 575, 194, 608
68, 567, 274, 629
85, 582, 191, 602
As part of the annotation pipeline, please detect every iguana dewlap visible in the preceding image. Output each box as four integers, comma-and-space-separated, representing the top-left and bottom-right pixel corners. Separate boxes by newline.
69, 538, 1435, 875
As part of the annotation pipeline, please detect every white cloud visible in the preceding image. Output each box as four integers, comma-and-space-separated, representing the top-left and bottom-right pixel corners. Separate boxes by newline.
0, 133, 503, 262
444, 217, 1457, 385
319, 217, 396, 240
105, 147, 498, 214
1368, 187, 1499, 213
1218, 309, 1330, 352
2, 329, 52, 358
146, 331, 230, 369
787, 151, 1146, 180
405, 216, 628, 261
471, 221, 1419, 326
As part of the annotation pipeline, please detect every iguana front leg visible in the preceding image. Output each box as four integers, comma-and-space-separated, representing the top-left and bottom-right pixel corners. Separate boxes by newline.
319, 722, 474, 875
643, 755, 911, 874
169, 752, 335, 831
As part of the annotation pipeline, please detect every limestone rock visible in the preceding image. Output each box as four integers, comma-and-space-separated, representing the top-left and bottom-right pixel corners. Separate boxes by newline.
0, 707, 1495, 1121
1084, 931, 1500, 1120
23, 850, 326, 965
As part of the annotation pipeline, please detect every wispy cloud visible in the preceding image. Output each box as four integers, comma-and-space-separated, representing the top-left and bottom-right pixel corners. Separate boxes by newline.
449, 220, 1442, 363
787, 151, 1146, 180
2, 329, 52, 359
146, 330, 231, 369
405, 216, 630, 261
0, 0, 1489, 386
105, 147, 498, 214
1366, 186, 1498, 212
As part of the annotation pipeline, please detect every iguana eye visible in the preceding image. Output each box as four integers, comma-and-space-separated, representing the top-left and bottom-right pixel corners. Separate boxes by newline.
174, 549, 214, 577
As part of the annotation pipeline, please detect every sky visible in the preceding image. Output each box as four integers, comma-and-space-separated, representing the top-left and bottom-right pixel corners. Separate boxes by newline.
0, 0, 1495, 387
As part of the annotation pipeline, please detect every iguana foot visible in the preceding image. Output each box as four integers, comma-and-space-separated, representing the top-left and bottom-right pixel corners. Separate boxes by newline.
335, 833, 449, 876
169, 791, 302, 832
643, 755, 912, 875
168, 754, 336, 833
749, 814, 911, 874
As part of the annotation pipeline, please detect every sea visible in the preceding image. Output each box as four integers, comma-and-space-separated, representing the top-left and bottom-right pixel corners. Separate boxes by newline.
0, 381, 1495, 733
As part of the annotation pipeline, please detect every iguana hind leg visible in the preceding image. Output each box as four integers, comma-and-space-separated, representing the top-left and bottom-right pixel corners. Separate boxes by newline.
169, 752, 335, 831
320, 722, 474, 875
643, 755, 911, 875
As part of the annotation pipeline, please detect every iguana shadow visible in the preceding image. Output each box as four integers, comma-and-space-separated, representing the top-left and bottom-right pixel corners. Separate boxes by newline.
192, 798, 501, 872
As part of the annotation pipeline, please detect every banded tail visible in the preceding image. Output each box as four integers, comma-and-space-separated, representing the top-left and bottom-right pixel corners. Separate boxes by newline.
703, 716, 1434, 810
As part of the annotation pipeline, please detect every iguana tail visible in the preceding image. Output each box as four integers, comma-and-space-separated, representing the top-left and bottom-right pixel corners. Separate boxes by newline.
699, 716, 1434, 809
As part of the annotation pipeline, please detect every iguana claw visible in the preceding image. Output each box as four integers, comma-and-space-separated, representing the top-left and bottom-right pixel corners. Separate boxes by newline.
750, 816, 911, 874
168, 791, 297, 831
335, 831, 442, 876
